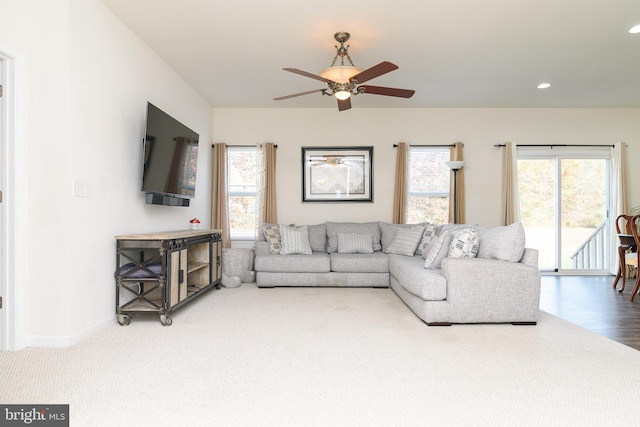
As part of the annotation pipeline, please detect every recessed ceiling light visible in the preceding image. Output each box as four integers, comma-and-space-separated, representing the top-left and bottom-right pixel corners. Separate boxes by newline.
630, 24, 640, 34
537, 83, 552, 89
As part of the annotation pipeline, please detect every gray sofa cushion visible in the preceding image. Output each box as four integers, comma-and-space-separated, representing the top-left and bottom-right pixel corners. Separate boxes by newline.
389, 255, 447, 300
307, 223, 327, 252
330, 252, 390, 273
326, 222, 382, 253
254, 252, 330, 273
477, 222, 525, 262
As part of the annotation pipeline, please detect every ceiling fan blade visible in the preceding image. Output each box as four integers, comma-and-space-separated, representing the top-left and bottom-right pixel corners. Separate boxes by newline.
274, 89, 326, 101
359, 85, 415, 98
350, 61, 398, 84
337, 97, 352, 111
283, 68, 333, 83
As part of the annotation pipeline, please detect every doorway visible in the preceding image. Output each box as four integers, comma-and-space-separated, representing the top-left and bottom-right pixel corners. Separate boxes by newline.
0, 52, 19, 351
518, 147, 610, 273
0, 56, 5, 350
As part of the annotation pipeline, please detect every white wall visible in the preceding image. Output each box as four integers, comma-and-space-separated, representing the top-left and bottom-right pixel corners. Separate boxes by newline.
213, 107, 640, 228
0, 0, 213, 347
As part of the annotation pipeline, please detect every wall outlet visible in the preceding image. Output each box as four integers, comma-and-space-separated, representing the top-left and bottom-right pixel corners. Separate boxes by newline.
73, 179, 88, 198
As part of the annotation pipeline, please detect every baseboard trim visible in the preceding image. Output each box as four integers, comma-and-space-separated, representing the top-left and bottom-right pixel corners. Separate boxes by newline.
26, 317, 117, 348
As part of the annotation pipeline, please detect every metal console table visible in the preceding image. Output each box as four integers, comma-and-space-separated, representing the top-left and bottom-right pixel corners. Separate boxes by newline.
115, 229, 222, 326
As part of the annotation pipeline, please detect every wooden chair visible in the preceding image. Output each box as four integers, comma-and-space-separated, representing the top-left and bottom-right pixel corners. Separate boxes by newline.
612, 214, 640, 301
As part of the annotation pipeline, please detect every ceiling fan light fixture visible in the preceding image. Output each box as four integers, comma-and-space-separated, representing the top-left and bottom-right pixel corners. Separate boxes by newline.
334, 90, 352, 100
318, 65, 363, 84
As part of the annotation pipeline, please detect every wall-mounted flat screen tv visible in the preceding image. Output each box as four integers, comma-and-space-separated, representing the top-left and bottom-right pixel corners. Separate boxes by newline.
142, 103, 199, 205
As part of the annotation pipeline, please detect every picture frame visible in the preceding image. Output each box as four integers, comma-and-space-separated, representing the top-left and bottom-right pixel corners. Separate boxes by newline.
302, 146, 373, 202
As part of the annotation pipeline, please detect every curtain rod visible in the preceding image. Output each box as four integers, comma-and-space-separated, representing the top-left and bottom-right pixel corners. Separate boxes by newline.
393, 144, 460, 148
493, 143, 614, 148
211, 144, 278, 148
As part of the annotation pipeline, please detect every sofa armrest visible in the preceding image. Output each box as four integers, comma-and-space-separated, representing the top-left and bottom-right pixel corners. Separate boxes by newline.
440, 257, 541, 323
520, 248, 538, 269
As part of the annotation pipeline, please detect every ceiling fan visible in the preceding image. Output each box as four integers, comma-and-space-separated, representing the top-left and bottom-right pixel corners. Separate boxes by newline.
274, 32, 415, 111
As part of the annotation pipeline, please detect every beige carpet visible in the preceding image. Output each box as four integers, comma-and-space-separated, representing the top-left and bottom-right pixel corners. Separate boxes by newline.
2, 284, 640, 426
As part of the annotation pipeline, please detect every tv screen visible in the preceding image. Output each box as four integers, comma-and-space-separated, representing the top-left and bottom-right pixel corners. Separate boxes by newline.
142, 103, 199, 201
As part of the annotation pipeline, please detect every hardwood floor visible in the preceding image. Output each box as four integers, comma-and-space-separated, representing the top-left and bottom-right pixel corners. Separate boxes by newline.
540, 275, 640, 351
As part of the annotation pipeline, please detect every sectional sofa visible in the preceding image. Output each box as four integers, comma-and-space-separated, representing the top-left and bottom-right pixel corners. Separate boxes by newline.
254, 221, 541, 325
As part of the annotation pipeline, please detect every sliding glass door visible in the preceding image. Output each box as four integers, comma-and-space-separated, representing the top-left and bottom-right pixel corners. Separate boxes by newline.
518, 147, 610, 272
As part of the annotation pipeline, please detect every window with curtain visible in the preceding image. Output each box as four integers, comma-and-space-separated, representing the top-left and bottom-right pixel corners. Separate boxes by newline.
407, 147, 450, 224
227, 147, 258, 240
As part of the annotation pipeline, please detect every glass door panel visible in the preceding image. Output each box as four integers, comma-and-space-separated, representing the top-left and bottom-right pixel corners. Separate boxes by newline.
560, 159, 607, 270
518, 159, 557, 270
518, 155, 609, 272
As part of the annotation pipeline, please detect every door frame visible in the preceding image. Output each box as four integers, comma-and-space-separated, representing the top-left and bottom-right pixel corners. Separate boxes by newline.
1, 50, 24, 351
518, 146, 612, 274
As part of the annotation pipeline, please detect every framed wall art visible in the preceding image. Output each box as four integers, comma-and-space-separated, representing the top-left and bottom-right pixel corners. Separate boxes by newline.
302, 146, 373, 202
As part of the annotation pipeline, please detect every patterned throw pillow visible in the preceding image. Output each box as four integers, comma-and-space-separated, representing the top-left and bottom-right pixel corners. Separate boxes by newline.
423, 231, 454, 269
385, 226, 425, 256
448, 228, 479, 258
279, 225, 312, 255
262, 224, 282, 254
418, 224, 439, 257
337, 232, 374, 254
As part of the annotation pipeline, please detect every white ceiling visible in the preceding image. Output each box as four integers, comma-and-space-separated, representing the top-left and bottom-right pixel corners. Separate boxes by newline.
100, 0, 640, 109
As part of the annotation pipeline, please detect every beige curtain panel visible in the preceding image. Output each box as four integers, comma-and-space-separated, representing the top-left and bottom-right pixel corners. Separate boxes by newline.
392, 142, 409, 224
262, 143, 278, 224
502, 141, 520, 225
211, 143, 231, 248
449, 142, 465, 224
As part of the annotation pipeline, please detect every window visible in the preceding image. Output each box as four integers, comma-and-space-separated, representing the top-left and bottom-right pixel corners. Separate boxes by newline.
407, 148, 450, 224
227, 147, 258, 240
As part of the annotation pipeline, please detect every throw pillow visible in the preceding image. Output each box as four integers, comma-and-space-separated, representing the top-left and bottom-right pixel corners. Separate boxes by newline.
262, 224, 282, 254
423, 231, 454, 269
279, 225, 312, 255
385, 226, 425, 256
418, 224, 439, 257
477, 222, 526, 262
337, 232, 374, 254
325, 222, 382, 253
448, 228, 479, 258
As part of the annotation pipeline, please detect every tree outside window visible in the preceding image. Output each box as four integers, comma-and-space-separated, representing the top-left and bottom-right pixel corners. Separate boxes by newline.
407, 148, 450, 224
227, 147, 257, 240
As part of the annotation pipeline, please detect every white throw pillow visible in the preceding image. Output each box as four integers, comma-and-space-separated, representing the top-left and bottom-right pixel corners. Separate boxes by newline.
477, 222, 525, 262
385, 226, 425, 256
279, 225, 312, 255
337, 232, 374, 254
448, 228, 479, 258
423, 231, 454, 269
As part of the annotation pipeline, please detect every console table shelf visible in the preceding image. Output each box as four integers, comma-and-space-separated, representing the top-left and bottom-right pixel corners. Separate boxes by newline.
115, 229, 222, 326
